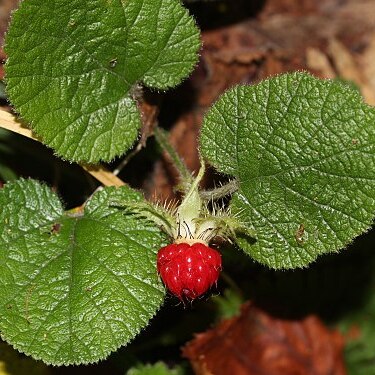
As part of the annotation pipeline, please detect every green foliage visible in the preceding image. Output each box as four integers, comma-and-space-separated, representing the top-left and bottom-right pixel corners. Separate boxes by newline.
126, 361, 184, 375
211, 288, 243, 320
343, 296, 375, 375
200, 72, 375, 269
4, 0, 200, 163
3, 0, 375, 370
338, 241, 375, 375
0, 179, 168, 365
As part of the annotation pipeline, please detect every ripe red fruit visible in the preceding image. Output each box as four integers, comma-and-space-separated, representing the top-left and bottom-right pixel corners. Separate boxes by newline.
157, 242, 222, 300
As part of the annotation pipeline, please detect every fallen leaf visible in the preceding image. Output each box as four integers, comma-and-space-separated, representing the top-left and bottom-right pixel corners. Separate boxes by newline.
183, 302, 346, 375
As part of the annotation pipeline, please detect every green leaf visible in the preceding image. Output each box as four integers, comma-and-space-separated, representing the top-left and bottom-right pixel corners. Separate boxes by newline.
4, 0, 200, 163
341, 294, 375, 374
338, 279, 375, 373
211, 288, 243, 320
200, 72, 375, 269
126, 361, 184, 375
0, 179, 167, 365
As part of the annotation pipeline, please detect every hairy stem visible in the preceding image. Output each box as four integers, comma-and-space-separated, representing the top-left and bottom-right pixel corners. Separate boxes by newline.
112, 142, 143, 176
154, 127, 193, 184
200, 179, 239, 201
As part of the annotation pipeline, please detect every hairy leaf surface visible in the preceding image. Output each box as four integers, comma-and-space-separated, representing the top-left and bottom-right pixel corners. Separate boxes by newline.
5, 0, 200, 162
200, 72, 375, 268
0, 179, 167, 365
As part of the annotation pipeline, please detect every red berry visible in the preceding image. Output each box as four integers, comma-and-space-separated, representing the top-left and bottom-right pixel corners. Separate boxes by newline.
157, 242, 222, 300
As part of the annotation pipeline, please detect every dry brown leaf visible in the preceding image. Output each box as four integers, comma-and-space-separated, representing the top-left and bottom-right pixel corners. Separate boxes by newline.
306, 47, 336, 79
328, 38, 375, 105
359, 32, 375, 98
183, 302, 346, 375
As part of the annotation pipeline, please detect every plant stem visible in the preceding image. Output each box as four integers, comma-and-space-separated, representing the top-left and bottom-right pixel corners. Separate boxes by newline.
200, 179, 239, 201
154, 127, 193, 184
112, 142, 143, 176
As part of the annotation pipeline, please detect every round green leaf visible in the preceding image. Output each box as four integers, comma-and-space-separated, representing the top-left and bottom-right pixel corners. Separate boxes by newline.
4, 0, 200, 163
200, 72, 375, 269
0, 179, 167, 365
